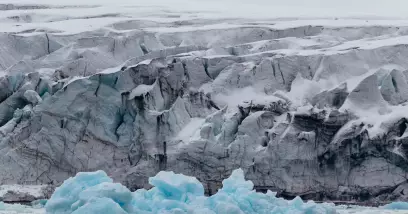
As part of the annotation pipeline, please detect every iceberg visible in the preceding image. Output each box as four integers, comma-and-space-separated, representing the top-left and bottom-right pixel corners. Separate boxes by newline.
45, 171, 114, 214
71, 198, 128, 214
45, 169, 336, 214
381, 202, 408, 210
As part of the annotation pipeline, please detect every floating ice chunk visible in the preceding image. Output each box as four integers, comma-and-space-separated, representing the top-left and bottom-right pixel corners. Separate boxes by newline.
46, 169, 338, 214
148, 171, 205, 200
382, 202, 408, 210
220, 169, 253, 193
71, 197, 128, 214
31, 199, 47, 208
45, 170, 112, 214
74, 183, 133, 213
0, 201, 44, 213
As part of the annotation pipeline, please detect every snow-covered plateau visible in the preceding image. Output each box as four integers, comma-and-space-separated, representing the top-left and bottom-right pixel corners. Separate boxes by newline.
3, 0, 408, 213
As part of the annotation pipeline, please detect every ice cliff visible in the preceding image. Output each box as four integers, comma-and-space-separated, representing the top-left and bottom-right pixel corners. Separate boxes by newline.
3, 2, 408, 203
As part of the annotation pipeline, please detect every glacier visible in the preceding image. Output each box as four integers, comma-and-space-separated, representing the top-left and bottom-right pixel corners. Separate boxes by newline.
3, 0, 408, 210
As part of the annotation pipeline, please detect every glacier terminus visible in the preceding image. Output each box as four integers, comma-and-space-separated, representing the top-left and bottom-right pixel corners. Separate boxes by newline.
1, 0, 408, 213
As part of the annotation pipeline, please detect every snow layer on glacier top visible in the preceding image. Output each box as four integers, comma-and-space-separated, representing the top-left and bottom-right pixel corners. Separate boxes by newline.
1, 0, 408, 19
2, 0, 408, 34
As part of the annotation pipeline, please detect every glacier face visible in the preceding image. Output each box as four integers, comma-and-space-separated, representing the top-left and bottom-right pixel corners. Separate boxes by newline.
3, 2, 408, 203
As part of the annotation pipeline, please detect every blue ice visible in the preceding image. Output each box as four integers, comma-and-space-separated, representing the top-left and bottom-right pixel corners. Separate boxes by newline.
382, 201, 408, 210
45, 169, 339, 214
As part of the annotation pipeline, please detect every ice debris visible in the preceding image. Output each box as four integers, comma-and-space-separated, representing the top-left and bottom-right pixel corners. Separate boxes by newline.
381, 201, 408, 210
31, 199, 48, 208
45, 169, 337, 214
0, 201, 42, 213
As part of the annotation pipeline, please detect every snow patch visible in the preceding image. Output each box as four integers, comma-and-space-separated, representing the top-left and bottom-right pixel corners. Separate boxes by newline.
0, 185, 46, 199
174, 117, 205, 142
213, 87, 282, 107
128, 83, 155, 100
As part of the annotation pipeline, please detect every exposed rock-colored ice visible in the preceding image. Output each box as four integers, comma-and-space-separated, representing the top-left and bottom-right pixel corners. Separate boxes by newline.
0, 185, 48, 203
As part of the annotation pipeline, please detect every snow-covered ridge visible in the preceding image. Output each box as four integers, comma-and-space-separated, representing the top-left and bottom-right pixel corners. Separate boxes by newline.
2, 0, 408, 206
4, 0, 408, 35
